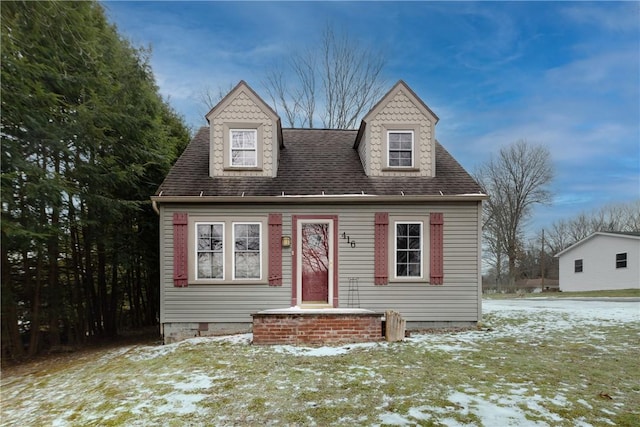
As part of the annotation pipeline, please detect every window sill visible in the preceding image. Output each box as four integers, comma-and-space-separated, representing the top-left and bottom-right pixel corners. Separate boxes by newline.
189, 279, 269, 285
223, 167, 263, 171
389, 277, 429, 284
381, 167, 420, 172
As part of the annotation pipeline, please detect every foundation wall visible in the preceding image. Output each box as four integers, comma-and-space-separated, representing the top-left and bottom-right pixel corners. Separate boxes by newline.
252, 311, 383, 345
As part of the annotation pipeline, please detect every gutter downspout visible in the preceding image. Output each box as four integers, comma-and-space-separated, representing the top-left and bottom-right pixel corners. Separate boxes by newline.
152, 190, 163, 215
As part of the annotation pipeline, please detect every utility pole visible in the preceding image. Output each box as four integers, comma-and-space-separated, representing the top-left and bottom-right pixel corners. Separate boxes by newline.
540, 229, 545, 292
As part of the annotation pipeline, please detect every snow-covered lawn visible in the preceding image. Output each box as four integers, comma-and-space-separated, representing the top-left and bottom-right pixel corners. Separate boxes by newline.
1, 298, 639, 426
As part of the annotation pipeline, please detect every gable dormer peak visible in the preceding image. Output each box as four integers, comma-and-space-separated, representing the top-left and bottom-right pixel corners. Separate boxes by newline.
205, 80, 280, 124
362, 80, 439, 125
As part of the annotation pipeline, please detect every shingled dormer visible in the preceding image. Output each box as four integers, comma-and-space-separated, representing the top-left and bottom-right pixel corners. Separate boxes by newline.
354, 80, 439, 177
205, 81, 282, 178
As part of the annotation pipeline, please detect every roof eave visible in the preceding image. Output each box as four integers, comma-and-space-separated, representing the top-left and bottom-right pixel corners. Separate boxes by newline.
554, 231, 640, 258
151, 193, 488, 205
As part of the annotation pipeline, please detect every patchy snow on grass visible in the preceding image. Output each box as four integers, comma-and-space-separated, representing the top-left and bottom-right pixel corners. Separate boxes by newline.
378, 411, 413, 425
160, 371, 215, 392
126, 341, 181, 361
140, 390, 209, 416
209, 332, 253, 344
272, 340, 383, 357
450, 391, 550, 426
479, 299, 640, 356
386, 388, 572, 427
1, 298, 637, 426
577, 398, 594, 409
483, 298, 639, 325
127, 333, 252, 361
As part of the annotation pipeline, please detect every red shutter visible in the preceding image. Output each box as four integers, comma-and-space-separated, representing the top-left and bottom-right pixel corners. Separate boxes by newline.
374, 212, 389, 285
268, 213, 283, 286
173, 212, 188, 287
430, 212, 444, 285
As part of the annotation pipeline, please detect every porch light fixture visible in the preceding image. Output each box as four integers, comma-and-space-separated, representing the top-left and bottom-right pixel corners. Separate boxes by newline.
281, 235, 291, 248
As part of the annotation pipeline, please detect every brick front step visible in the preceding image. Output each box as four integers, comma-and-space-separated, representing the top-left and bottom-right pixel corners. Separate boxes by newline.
251, 308, 383, 345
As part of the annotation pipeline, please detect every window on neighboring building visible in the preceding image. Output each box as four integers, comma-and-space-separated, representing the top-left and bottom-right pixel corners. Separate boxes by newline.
388, 131, 414, 167
616, 252, 627, 269
196, 223, 224, 279
230, 129, 257, 167
395, 222, 422, 277
233, 223, 261, 279
574, 259, 583, 273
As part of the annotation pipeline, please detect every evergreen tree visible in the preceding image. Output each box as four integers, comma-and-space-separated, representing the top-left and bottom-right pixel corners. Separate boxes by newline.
1, 0, 189, 360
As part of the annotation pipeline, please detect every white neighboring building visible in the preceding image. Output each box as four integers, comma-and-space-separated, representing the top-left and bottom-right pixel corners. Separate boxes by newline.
555, 232, 640, 292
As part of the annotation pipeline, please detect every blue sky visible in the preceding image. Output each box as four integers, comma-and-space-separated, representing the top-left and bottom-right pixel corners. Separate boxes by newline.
103, 1, 639, 235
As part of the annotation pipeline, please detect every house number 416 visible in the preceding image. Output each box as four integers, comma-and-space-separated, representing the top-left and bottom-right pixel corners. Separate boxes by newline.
341, 232, 356, 248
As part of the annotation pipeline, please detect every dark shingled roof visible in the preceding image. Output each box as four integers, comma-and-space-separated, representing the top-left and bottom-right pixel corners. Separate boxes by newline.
155, 127, 483, 197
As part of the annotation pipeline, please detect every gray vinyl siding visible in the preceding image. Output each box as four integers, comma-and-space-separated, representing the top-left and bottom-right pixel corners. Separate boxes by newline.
159, 201, 481, 324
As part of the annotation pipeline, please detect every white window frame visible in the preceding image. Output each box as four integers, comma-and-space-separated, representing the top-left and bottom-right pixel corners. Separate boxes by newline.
188, 216, 268, 284
387, 130, 414, 168
195, 222, 225, 280
230, 129, 258, 167
393, 221, 423, 279
232, 222, 262, 280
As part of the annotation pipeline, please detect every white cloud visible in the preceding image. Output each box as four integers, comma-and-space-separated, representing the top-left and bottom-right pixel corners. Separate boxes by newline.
442, 6, 525, 71
544, 48, 639, 97
561, 3, 640, 33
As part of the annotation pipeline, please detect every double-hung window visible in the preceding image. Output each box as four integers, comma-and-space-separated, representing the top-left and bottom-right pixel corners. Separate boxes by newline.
574, 259, 583, 273
233, 223, 261, 279
395, 222, 422, 278
388, 131, 414, 167
196, 223, 224, 279
193, 219, 264, 283
230, 129, 257, 167
616, 252, 627, 269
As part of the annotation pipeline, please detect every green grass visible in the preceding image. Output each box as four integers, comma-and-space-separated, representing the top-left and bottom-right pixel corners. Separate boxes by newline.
2, 303, 639, 426
484, 288, 640, 299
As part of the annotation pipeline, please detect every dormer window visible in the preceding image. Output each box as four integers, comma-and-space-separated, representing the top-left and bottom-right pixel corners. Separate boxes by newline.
221, 123, 264, 171
388, 130, 414, 167
230, 129, 257, 167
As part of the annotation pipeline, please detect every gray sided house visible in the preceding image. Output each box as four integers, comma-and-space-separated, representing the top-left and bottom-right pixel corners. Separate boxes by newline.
153, 80, 486, 343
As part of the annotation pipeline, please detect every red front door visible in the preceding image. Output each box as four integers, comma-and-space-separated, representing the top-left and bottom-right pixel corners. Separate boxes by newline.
301, 222, 330, 303
293, 217, 338, 306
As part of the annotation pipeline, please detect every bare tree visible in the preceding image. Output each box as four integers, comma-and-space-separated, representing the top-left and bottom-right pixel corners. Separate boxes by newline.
198, 82, 236, 117
481, 188, 508, 289
476, 140, 554, 284
264, 55, 316, 128
546, 219, 572, 255
197, 25, 386, 129
263, 24, 387, 129
619, 200, 640, 230
546, 200, 640, 254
